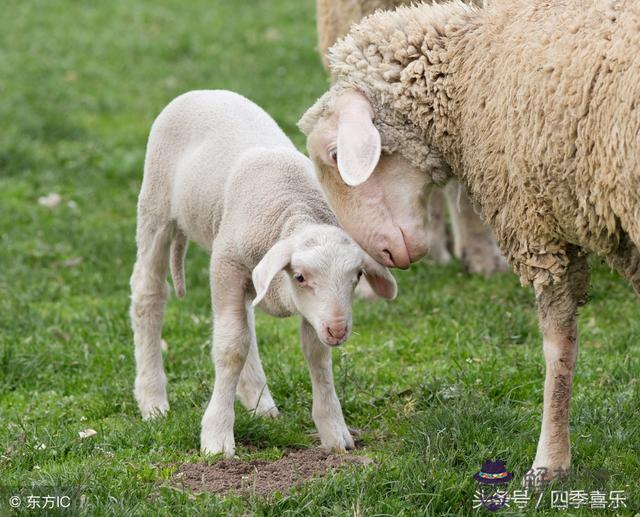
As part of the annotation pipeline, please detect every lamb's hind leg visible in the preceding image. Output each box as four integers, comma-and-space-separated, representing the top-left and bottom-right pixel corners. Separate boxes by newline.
131, 223, 173, 418
529, 247, 590, 486
236, 304, 279, 418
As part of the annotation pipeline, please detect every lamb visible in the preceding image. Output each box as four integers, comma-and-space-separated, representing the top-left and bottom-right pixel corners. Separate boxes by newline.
299, 0, 640, 482
315, 0, 502, 274
130, 90, 397, 457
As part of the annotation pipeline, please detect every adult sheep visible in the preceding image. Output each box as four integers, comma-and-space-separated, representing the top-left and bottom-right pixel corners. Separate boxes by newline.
300, 0, 640, 482
315, 0, 503, 274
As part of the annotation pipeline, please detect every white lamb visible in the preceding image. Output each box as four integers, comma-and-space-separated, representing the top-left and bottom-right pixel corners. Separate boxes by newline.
129, 90, 397, 457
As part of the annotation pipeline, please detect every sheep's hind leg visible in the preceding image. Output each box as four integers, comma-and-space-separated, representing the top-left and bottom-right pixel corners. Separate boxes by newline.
236, 304, 279, 418
528, 247, 590, 487
131, 224, 173, 419
201, 258, 251, 457
300, 318, 354, 452
445, 180, 508, 275
424, 188, 452, 264
605, 236, 640, 296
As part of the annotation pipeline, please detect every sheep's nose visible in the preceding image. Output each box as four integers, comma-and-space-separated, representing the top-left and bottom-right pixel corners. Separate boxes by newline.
327, 323, 347, 341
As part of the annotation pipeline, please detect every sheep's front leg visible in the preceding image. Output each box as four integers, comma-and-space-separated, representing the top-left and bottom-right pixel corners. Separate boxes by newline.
236, 305, 279, 418
201, 262, 251, 457
529, 250, 589, 486
300, 318, 354, 451
530, 314, 577, 484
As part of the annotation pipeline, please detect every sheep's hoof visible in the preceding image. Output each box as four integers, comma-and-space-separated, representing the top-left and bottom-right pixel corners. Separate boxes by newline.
429, 247, 453, 265
461, 249, 509, 276
523, 462, 570, 490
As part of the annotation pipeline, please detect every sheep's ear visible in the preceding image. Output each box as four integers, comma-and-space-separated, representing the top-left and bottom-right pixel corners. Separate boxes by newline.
252, 239, 293, 307
336, 96, 381, 186
362, 253, 397, 300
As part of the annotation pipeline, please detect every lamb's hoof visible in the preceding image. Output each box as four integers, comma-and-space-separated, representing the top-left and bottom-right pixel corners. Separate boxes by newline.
135, 380, 169, 419
137, 396, 169, 420
201, 432, 236, 458
256, 405, 280, 419
320, 428, 355, 452
141, 405, 169, 420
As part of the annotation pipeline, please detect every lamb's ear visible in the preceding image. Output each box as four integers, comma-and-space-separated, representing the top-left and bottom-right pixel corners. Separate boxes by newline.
336, 96, 381, 186
252, 239, 293, 307
362, 253, 397, 300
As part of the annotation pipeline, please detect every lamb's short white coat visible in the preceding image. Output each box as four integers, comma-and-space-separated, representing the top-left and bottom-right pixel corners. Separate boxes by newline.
130, 90, 396, 457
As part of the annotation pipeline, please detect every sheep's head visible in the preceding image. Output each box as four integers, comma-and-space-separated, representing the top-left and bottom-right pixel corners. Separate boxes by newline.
299, 87, 450, 269
251, 225, 396, 346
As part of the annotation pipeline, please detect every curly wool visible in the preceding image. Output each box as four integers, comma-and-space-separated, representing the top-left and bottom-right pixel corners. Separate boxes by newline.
317, 0, 640, 291
316, 0, 484, 70
311, 0, 484, 182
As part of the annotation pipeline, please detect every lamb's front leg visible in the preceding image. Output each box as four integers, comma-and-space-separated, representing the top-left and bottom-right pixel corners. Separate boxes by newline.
236, 305, 279, 418
201, 262, 251, 457
300, 318, 354, 451
529, 251, 589, 486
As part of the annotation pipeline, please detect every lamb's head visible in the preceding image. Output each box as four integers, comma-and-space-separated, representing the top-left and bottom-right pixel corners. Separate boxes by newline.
299, 88, 451, 269
252, 224, 396, 347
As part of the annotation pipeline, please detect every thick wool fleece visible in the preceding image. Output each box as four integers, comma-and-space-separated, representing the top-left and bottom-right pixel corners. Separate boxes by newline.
317, 0, 412, 70
315, 0, 640, 292
316, 0, 483, 71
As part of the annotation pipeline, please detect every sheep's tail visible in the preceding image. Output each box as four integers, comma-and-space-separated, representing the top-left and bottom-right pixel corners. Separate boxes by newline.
170, 228, 188, 299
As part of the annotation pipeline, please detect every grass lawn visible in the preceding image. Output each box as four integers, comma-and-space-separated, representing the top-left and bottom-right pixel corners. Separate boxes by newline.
1, 0, 638, 514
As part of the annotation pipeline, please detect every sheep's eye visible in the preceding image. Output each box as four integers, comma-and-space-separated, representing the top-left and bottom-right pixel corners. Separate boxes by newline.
294, 273, 305, 284
329, 148, 338, 164
357, 270, 364, 281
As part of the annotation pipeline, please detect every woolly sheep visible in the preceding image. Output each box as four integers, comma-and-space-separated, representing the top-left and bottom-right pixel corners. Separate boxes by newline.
130, 90, 397, 457
315, 0, 502, 274
299, 0, 640, 482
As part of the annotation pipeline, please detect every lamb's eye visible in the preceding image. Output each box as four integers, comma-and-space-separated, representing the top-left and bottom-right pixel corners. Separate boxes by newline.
329, 148, 338, 164
294, 273, 305, 284
357, 270, 364, 281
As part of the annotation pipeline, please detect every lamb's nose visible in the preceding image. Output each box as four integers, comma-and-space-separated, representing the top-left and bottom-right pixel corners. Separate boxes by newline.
327, 323, 347, 340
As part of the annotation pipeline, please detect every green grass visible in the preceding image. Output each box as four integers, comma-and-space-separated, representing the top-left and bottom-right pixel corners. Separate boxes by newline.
1, 1, 639, 515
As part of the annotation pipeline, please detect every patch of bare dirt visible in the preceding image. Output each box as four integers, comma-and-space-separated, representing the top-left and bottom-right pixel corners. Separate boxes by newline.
169, 448, 372, 498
